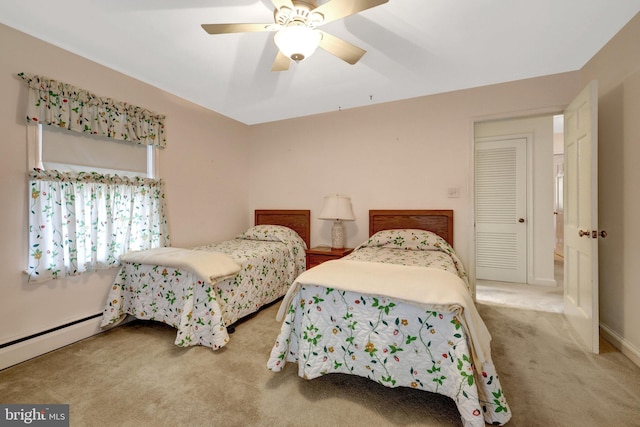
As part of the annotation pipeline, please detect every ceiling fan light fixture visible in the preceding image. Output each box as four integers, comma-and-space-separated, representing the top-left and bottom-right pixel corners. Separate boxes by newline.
274, 25, 322, 62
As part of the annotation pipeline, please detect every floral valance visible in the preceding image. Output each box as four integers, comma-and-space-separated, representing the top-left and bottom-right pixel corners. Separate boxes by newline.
18, 72, 166, 148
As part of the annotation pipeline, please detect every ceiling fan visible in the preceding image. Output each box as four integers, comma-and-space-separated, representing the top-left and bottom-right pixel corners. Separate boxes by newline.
201, 0, 389, 71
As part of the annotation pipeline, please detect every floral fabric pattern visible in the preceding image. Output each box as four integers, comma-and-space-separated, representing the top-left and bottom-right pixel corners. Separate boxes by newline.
27, 169, 169, 282
102, 230, 306, 349
236, 224, 304, 245
18, 72, 166, 147
352, 229, 469, 287
267, 235, 511, 427
234, 224, 308, 256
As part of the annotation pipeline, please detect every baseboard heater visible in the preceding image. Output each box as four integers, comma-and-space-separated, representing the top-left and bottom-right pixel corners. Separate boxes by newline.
0, 313, 102, 350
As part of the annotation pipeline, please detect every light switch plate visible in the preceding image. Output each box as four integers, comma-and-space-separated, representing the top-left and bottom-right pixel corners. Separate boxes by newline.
447, 187, 460, 198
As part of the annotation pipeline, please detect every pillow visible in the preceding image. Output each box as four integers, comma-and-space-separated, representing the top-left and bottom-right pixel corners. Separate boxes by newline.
237, 224, 307, 249
356, 229, 469, 286
358, 229, 453, 253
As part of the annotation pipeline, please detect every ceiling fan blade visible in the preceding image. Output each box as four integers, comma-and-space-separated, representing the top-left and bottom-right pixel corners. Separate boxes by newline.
318, 31, 366, 65
201, 23, 275, 34
272, 50, 291, 71
313, 0, 388, 25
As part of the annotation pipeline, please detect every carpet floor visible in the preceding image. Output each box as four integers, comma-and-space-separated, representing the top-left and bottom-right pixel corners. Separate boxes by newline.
476, 259, 564, 314
1, 300, 639, 426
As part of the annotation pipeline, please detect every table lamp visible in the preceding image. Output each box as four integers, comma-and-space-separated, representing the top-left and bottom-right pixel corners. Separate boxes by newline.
318, 194, 355, 249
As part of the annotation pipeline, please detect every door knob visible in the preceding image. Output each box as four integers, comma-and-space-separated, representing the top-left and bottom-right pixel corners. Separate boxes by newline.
600, 230, 608, 238
518, 218, 525, 223
578, 229, 590, 237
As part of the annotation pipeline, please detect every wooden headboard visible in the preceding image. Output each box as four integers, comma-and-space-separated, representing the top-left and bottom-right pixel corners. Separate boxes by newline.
254, 210, 311, 249
369, 210, 454, 247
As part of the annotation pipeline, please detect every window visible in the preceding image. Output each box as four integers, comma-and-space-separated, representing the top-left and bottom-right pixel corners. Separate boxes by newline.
32, 124, 155, 178
25, 126, 168, 283
19, 73, 169, 283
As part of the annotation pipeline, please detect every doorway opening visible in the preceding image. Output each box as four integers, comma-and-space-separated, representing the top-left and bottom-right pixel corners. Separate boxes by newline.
474, 114, 564, 313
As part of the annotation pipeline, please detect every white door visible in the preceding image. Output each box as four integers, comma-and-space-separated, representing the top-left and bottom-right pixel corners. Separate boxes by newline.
563, 80, 599, 353
475, 138, 527, 283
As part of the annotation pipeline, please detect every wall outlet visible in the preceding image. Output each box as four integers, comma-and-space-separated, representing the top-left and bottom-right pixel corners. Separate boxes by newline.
447, 187, 460, 198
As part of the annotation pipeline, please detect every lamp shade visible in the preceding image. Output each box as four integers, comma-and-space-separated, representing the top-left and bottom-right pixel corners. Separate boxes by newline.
274, 26, 322, 62
318, 194, 355, 221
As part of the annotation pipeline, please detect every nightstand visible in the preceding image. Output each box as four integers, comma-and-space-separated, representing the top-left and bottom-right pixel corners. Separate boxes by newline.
306, 246, 354, 269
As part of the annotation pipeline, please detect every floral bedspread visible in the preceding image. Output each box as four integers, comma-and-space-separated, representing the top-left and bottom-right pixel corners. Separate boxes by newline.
267, 229, 511, 426
347, 228, 470, 287
102, 225, 306, 349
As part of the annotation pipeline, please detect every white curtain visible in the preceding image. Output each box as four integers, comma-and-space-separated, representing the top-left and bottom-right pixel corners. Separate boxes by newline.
26, 169, 170, 282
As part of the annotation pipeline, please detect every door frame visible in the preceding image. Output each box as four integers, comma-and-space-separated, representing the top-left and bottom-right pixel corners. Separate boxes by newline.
469, 107, 565, 295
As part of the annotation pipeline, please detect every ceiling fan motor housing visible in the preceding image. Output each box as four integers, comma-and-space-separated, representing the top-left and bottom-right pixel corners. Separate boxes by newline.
275, 1, 324, 28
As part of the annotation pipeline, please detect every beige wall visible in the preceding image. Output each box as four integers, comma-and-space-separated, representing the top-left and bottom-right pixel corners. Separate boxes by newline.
247, 74, 580, 276
581, 12, 640, 363
0, 24, 251, 355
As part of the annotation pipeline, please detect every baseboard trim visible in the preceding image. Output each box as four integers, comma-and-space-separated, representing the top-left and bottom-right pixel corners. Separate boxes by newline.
600, 324, 640, 368
0, 316, 105, 371
528, 278, 557, 287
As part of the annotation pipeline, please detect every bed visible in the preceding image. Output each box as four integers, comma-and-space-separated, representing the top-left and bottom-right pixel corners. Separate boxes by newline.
267, 210, 511, 427
102, 209, 310, 350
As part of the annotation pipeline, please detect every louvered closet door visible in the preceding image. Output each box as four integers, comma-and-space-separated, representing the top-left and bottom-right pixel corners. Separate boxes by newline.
475, 138, 527, 283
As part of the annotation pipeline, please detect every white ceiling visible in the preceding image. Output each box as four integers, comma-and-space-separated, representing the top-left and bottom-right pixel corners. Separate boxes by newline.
1, 1, 639, 125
